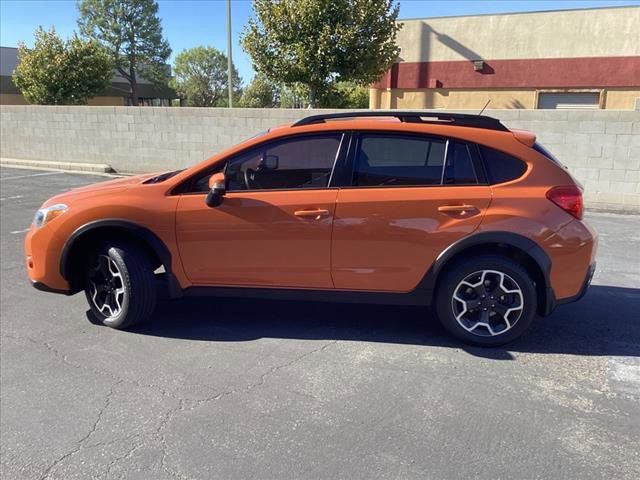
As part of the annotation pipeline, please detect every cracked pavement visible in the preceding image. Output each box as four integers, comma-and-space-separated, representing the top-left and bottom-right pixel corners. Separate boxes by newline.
1, 167, 639, 479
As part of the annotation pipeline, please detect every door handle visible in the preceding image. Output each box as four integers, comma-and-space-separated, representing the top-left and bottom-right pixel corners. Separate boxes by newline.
437, 204, 479, 216
294, 209, 330, 219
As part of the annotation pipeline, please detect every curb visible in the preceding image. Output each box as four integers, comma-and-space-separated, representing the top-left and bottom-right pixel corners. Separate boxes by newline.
0, 158, 113, 174
586, 205, 640, 215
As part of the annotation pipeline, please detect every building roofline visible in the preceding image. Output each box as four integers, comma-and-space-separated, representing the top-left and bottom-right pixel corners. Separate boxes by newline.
397, 4, 639, 22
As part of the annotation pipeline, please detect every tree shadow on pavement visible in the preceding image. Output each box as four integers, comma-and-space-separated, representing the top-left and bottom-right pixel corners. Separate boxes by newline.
103, 285, 640, 360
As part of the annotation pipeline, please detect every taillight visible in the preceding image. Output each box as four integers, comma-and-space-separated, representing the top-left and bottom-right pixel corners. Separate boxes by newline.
546, 185, 583, 219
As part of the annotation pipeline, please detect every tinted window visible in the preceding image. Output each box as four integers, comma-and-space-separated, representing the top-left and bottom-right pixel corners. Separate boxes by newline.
533, 142, 564, 167
190, 165, 225, 193
353, 134, 446, 187
480, 145, 527, 184
227, 134, 342, 191
443, 142, 478, 184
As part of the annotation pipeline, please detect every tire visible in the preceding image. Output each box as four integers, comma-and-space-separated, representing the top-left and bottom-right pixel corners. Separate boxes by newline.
84, 241, 157, 329
435, 255, 537, 347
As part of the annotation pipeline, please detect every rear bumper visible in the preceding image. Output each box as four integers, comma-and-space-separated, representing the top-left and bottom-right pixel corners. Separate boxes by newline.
539, 217, 597, 316
542, 261, 595, 316
557, 262, 596, 306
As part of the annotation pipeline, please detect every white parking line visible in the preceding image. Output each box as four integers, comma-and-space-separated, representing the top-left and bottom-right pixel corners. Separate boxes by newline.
608, 356, 640, 397
10, 228, 30, 234
0, 195, 24, 201
0, 171, 64, 181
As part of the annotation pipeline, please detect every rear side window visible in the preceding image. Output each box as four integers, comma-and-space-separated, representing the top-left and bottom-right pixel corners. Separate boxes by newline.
353, 134, 446, 187
479, 145, 527, 184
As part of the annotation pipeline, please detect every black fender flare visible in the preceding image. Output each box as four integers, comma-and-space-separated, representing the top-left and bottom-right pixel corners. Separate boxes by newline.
60, 219, 173, 280
415, 231, 554, 314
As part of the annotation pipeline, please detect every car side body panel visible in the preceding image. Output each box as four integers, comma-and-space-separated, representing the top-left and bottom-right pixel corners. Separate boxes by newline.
25, 182, 185, 292
539, 218, 598, 299
477, 141, 597, 300
24, 116, 597, 317
331, 185, 491, 292
176, 189, 338, 288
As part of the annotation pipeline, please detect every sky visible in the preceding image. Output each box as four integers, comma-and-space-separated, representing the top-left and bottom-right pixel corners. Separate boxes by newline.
1, 0, 638, 85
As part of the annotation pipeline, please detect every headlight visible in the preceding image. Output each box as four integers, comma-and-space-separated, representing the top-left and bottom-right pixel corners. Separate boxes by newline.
33, 204, 68, 228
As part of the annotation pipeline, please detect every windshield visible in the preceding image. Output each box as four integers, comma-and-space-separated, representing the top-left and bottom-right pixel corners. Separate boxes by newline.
143, 169, 185, 184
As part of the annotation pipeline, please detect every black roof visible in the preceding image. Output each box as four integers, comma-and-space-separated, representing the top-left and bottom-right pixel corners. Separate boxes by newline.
292, 111, 509, 132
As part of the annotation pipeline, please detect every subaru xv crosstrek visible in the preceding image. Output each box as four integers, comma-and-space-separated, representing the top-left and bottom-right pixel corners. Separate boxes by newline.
25, 111, 597, 346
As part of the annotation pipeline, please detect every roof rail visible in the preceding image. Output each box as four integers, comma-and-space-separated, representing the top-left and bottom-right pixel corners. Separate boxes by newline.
292, 110, 509, 131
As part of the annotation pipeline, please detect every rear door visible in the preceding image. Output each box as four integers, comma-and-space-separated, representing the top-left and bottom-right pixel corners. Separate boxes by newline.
331, 132, 492, 292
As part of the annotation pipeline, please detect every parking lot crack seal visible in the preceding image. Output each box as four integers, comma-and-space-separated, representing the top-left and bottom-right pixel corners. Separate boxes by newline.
238, 340, 338, 396
103, 438, 145, 480
37, 380, 122, 480
155, 399, 190, 480
175, 340, 339, 409
1, 333, 180, 402
153, 340, 337, 480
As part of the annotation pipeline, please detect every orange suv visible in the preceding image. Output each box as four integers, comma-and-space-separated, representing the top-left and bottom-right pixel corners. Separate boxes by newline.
25, 112, 597, 346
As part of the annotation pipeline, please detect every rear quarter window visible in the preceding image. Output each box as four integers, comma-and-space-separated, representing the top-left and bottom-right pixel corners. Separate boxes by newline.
479, 145, 527, 184
533, 142, 565, 167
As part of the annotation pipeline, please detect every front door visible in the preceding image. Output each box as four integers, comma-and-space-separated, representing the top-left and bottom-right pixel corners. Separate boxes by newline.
331, 133, 492, 292
176, 133, 345, 289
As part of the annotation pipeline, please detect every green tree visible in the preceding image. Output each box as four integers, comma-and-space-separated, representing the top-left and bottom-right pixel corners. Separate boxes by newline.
238, 74, 276, 108
77, 0, 171, 105
12, 27, 112, 105
241, 0, 401, 107
170, 46, 241, 107
278, 83, 308, 108
319, 81, 370, 108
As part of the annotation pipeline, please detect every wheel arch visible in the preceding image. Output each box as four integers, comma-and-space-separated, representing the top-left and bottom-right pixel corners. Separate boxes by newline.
60, 219, 173, 293
419, 232, 554, 316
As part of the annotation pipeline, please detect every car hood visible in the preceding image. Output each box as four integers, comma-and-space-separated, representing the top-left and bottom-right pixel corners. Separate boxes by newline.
42, 172, 159, 206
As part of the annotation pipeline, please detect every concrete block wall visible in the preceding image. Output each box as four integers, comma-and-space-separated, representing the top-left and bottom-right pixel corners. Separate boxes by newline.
0, 105, 638, 212
0, 106, 344, 174
488, 109, 640, 211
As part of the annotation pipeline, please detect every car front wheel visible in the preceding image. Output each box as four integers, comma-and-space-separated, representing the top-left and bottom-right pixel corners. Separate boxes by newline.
435, 255, 537, 346
85, 241, 157, 329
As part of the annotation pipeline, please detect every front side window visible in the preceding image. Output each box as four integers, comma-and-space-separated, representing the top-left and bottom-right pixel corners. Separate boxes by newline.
353, 134, 446, 187
227, 134, 342, 191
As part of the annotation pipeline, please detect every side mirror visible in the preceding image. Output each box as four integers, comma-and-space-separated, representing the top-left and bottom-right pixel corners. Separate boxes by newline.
206, 172, 226, 208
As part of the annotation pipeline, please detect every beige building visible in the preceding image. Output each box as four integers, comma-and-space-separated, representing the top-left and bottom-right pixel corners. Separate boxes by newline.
371, 6, 640, 110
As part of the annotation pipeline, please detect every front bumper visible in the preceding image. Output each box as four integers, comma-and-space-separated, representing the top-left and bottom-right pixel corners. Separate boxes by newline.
25, 224, 70, 293
30, 280, 73, 295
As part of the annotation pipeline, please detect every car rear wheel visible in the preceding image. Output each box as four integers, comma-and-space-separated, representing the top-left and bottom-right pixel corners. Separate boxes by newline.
435, 255, 537, 346
85, 241, 157, 329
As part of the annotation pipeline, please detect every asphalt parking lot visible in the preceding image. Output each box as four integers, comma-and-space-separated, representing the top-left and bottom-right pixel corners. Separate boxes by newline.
1, 166, 639, 480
